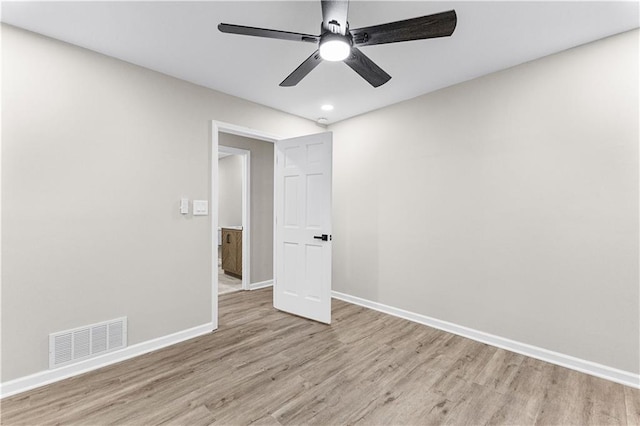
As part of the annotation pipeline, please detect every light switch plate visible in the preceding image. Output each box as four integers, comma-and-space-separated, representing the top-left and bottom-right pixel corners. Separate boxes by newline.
193, 200, 209, 216
180, 198, 189, 215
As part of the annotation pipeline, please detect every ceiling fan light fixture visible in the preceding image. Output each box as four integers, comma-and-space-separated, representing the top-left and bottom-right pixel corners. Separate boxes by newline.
319, 35, 351, 61
219, 3, 457, 88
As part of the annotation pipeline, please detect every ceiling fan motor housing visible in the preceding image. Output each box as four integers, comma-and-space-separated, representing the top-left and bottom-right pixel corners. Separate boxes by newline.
326, 19, 344, 35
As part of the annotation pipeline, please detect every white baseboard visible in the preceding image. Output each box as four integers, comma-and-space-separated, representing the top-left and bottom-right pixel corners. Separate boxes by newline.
332, 291, 639, 389
249, 279, 273, 291
0, 322, 214, 399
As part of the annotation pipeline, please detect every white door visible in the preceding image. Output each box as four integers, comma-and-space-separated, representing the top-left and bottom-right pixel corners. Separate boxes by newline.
274, 132, 332, 324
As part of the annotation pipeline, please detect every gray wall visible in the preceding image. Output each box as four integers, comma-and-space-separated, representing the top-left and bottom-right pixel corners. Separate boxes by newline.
1, 25, 318, 382
219, 134, 274, 284
3, 21, 638, 385
218, 155, 243, 228
329, 29, 639, 374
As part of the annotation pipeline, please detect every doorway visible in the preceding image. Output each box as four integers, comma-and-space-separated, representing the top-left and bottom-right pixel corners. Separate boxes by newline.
211, 121, 280, 329
211, 121, 333, 329
217, 146, 249, 294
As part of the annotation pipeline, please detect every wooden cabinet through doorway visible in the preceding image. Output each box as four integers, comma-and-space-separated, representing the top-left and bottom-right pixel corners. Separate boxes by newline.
221, 228, 242, 278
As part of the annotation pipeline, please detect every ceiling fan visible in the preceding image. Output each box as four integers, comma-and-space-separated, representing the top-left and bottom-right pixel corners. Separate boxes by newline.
218, 0, 457, 88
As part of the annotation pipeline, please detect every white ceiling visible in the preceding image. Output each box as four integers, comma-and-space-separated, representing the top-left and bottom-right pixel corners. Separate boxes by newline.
2, 1, 638, 124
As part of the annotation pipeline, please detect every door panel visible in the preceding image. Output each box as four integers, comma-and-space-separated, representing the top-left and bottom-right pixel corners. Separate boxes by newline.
274, 132, 332, 324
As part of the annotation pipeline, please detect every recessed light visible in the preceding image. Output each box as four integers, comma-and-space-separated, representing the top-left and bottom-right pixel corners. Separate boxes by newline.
321, 104, 334, 111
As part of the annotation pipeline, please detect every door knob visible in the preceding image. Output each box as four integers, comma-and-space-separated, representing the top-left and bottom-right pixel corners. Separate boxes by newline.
313, 234, 331, 241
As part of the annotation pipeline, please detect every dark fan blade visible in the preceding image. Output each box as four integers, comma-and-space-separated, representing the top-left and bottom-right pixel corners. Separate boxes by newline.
218, 23, 319, 43
321, 0, 349, 35
280, 50, 323, 87
350, 10, 456, 46
343, 48, 391, 88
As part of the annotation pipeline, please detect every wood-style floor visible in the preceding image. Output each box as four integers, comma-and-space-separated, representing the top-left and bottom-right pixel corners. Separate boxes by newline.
1, 288, 638, 425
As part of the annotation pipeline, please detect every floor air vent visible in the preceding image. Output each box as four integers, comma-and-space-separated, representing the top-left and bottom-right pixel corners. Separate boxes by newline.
49, 317, 127, 369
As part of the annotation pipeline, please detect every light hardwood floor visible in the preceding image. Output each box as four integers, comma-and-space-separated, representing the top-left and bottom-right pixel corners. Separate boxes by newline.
1, 288, 638, 425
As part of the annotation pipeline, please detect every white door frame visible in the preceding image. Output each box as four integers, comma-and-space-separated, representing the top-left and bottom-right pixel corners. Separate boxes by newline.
218, 145, 251, 290
210, 121, 281, 329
